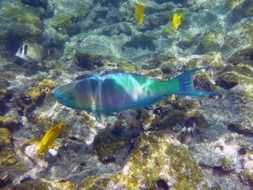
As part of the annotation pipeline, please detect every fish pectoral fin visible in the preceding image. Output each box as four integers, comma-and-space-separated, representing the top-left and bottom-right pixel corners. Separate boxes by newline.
91, 110, 107, 123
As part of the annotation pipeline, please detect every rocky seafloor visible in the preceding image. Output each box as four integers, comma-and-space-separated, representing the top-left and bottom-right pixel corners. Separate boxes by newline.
1, 0, 253, 189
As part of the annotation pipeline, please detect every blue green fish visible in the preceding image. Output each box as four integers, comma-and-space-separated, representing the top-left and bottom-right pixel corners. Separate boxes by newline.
52, 67, 222, 121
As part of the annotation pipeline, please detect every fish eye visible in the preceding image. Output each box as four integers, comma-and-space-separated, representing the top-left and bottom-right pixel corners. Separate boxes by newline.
24, 44, 28, 55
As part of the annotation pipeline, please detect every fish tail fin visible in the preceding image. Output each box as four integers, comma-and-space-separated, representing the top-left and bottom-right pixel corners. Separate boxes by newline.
171, 67, 223, 96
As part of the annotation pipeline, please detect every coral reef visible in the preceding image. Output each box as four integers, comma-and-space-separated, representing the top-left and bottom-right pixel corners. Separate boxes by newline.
0, 0, 253, 189
0, 3, 43, 56
82, 132, 203, 189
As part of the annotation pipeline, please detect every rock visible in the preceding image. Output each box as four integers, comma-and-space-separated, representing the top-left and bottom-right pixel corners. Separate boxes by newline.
79, 176, 112, 190
0, 86, 9, 116
49, 14, 79, 36
74, 52, 107, 70
122, 34, 156, 51
87, 132, 202, 189
218, 157, 234, 172
228, 123, 253, 137
202, 52, 225, 69
12, 79, 56, 117
193, 72, 221, 92
230, 0, 253, 22
244, 170, 253, 185
215, 71, 239, 90
0, 150, 17, 168
93, 125, 140, 164
159, 99, 207, 128
26, 79, 56, 102
189, 138, 245, 188
216, 63, 253, 100
0, 128, 18, 171
116, 60, 136, 73
238, 149, 253, 186
21, 0, 48, 9
0, 4, 43, 56
0, 172, 11, 188
12, 179, 49, 190
0, 128, 11, 147
75, 34, 124, 59
160, 59, 178, 75
199, 30, 223, 53
156, 179, 170, 190
0, 116, 20, 130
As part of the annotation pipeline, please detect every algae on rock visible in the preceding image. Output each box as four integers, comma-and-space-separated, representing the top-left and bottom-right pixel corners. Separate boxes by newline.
83, 132, 203, 189
0, 4, 43, 55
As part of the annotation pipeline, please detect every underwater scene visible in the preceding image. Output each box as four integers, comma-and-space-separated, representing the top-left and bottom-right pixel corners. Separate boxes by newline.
1, 0, 253, 189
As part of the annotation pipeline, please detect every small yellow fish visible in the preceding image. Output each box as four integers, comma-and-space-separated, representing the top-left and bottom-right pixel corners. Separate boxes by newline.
171, 13, 184, 30
37, 120, 63, 155
135, 3, 145, 25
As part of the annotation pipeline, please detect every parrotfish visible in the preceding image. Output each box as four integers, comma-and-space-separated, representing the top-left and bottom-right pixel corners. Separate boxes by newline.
52, 68, 222, 121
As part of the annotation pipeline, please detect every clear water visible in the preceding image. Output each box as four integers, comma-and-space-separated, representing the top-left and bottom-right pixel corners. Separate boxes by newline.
0, 0, 253, 189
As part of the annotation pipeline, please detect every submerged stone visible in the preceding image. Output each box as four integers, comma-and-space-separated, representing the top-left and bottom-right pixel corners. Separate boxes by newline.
26, 79, 56, 102
216, 63, 253, 100
0, 4, 43, 56
230, 0, 253, 22
0, 128, 11, 147
199, 30, 223, 53
21, 0, 48, 9
82, 132, 203, 189
123, 34, 156, 51
12, 179, 49, 190
74, 52, 107, 70
49, 14, 79, 36
93, 126, 140, 164
0, 116, 20, 130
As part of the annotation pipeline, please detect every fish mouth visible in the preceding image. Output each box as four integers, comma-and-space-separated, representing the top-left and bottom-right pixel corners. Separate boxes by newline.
51, 86, 65, 103
51, 86, 63, 101
51, 84, 78, 109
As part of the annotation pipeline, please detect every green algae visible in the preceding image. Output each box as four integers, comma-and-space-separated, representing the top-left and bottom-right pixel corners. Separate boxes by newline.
115, 133, 202, 189
117, 61, 136, 73
199, 31, 223, 53
0, 116, 20, 130
80, 176, 111, 190
217, 70, 253, 100
0, 5, 42, 35
203, 52, 225, 69
12, 179, 49, 190
226, 0, 244, 10
93, 126, 137, 164
159, 99, 204, 129
166, 145, 203, 190
27, 79, 56, 102
219, 157, 233, 171
245, 169, 253, 184
81, 132, 203, 189
0, 128, 11, 147
50, 15, 75, 35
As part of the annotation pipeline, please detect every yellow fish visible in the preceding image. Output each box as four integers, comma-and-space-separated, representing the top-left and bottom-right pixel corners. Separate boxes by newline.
37, 120, 63, 155
135, 3, 145, 25
171, 13, 184, 30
